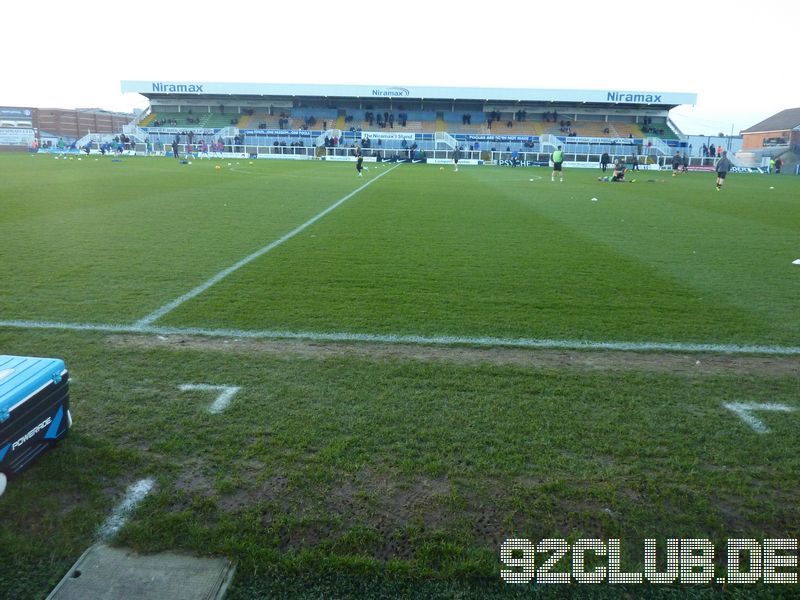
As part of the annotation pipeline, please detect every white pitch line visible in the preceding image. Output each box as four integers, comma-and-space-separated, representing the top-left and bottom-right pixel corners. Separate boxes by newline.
96, 478, 155, 541
1, 319, 800, 356
133, 163, 401, 328
179, 383, 241, 414
723, 402, 796, 433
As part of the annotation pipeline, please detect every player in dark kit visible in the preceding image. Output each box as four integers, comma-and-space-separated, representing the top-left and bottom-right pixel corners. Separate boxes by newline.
715, 151, 733, 191
356, 151, 364, 177
671, 152, 681, 176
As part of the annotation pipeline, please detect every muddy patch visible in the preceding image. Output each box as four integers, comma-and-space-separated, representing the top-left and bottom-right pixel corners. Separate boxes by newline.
108, 334, 800, 377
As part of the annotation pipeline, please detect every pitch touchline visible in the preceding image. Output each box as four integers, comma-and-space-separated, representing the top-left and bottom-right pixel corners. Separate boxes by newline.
2, 319, 799, 356
132, 163, 401, 328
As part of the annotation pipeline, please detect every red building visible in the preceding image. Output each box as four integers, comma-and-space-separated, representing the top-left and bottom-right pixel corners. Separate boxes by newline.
740, 107, 800, 153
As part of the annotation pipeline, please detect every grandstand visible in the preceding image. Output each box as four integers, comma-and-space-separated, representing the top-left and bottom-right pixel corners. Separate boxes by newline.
117, 81, 696, 165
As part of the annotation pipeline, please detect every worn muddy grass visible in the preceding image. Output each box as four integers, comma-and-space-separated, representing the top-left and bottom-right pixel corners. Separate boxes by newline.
0, 329, 798, 597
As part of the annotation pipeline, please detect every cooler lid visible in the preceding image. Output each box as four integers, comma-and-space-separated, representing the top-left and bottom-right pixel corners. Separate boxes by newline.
0, 355, 67, 421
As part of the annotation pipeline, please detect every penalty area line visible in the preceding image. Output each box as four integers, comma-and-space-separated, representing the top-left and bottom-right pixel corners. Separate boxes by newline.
132, 163, 401, 329
1, 319, 800, 356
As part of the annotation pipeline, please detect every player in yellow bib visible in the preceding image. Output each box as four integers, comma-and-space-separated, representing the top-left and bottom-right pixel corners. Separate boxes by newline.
551, 146, 564, 182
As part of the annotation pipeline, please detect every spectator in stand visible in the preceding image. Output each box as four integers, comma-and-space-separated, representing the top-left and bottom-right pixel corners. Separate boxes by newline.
717, 145, 724, 158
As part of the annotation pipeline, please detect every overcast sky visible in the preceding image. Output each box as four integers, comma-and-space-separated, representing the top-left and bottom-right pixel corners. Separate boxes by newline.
5, 2, 797, 136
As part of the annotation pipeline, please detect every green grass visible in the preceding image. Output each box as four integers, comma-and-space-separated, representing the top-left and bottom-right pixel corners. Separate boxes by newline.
1, 331, 798, 597
1, 153, 799, 597
2, 153, 798, 347
0, 155, 355, 322
160, 164, 799, 346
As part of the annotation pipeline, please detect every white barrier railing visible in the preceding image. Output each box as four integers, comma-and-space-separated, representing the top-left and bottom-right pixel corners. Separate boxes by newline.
215, 126, 239, 140
538, 134, 561, 153
644, 136, 672, 156
75, 132, 114, 148
132, 106, 151, 127
434, 131, 457, 149
66, 142, 759, 172
122, 124, 149, 142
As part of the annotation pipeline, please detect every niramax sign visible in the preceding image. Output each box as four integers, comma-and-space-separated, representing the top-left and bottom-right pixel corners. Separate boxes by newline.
121, 81, 696, 106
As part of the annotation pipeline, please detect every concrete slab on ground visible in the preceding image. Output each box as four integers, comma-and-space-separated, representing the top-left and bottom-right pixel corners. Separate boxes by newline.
47, 543, 235, 600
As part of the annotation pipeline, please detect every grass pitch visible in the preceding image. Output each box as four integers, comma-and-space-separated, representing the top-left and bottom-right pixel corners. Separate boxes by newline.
0, 153, 799, 598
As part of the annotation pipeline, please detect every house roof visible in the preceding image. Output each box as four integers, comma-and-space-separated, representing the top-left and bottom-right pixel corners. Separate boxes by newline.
741, 107, 800, 134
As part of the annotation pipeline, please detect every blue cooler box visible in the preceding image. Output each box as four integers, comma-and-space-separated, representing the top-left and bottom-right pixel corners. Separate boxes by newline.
0, 355, 71, 496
